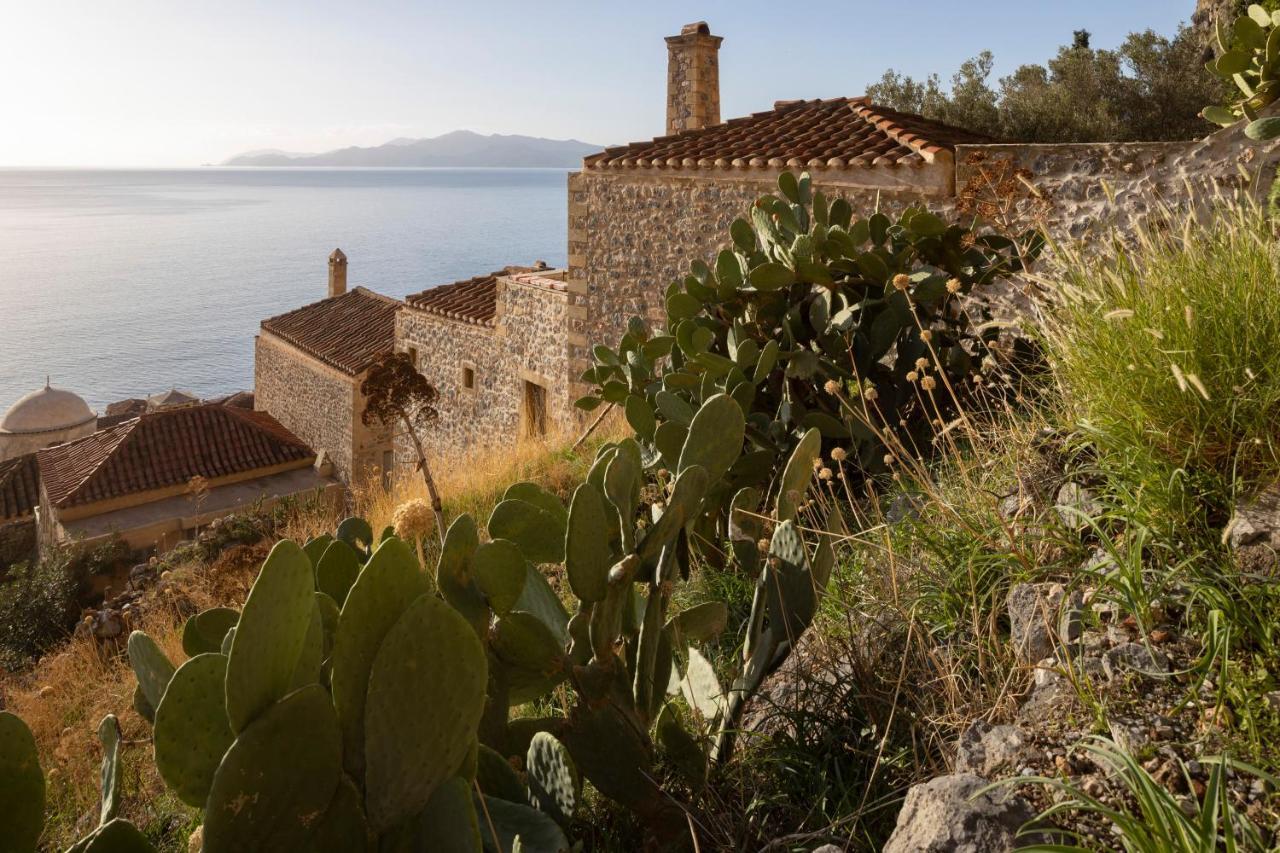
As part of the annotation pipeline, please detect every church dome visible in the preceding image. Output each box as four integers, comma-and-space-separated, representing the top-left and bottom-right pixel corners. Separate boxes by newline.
1, 382, 97, 435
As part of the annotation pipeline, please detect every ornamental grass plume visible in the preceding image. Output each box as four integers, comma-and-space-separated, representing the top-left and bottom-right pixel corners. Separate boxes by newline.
392, 498, 435, 569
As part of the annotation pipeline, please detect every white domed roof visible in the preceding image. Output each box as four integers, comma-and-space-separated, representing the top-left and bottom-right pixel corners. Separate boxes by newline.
1, 382, 97, 435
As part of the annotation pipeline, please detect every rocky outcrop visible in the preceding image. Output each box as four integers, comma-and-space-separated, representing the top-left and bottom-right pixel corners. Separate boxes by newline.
882, 774, 1038, 853
1224, 483, 1280, 576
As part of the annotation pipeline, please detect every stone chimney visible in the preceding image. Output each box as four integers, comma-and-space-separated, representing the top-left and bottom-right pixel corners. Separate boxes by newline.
328, 248, 347, 298
665, 22, 722, 136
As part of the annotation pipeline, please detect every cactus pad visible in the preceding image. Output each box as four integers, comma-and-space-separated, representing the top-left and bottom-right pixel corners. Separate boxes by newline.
526, 732, 579, 827
224, 540, 317, 733
203, 684, 342, 852
412, 776, 483, 853
98, 714, 123, 824
287, 598, 324, 690
488, 499, 565, 564
472, 539, 527, 614
680, 647, 724, 723
181, 608, 239, 658
637, 465, 708, 563
475, 794, 569, 853
512, 565, 570, 646
335, 516, 374, 555
776, 427, 821, 522
306, 775, 367, 853
330, 537, 430, 781
436, 514, 488, 635
0, 711, 44, 853
677, 393, 746, 482
153, 653, 233, 808
315, 540, 362, 607
74, 818, 157, 852
131, 684, 155, 726
363, 593, 487, 833
127, 631, 175, 713
666, 601, 729, 646
502, 482, 568, 527
655, 704, 707, 791
492, 612, 567, 699
302, 533, 333, 569
476, 745, 527, 803
564, 483, 612, 603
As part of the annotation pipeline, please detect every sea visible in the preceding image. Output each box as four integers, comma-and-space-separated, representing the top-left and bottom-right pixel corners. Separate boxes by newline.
0, 168, 569, 411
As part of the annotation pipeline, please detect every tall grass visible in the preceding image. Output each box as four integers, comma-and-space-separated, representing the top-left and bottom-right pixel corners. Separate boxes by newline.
1047, 204, 1280, 537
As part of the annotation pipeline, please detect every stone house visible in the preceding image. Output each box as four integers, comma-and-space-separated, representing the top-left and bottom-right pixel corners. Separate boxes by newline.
35, 403, 339, 552
255, 249, 399, 487
255, 20, 1279, 468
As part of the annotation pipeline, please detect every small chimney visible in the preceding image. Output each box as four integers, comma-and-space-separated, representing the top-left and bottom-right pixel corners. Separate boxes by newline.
665, 22, 722, 136
328, 248, 347, 298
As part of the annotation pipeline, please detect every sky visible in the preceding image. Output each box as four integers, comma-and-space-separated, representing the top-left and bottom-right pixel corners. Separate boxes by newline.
0, 1, 1194, 168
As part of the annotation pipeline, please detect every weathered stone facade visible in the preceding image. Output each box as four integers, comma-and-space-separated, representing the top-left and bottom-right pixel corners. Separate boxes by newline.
398, 270, 583, 457
254, 332, 391, 486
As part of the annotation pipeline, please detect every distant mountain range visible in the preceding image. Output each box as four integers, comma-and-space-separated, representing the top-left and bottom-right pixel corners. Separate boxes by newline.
220, 130, 603, 167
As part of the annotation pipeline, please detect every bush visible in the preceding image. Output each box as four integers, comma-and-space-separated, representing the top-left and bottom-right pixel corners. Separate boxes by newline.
1047, 204, 1280, 537
0, 553, 86, 669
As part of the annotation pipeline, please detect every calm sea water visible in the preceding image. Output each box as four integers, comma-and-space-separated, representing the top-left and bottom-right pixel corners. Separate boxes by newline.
0, 168, 569, 410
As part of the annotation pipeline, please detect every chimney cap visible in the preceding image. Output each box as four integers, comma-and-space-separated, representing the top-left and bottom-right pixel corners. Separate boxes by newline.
681, 21, 711, 36
329, 248, 347, 263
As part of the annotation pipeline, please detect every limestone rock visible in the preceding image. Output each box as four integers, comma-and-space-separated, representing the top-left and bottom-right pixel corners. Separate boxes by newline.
882, 774, 1037, 853
955, 721, 1033, 778
1055, 482, 1102, 528
1224, 484, 1280, 577
1101, 642, 1169, 682
1008, 583, 1082, 665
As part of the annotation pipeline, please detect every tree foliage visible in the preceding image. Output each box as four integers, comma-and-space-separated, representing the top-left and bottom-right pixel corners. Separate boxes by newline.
867, 26, 1226, 143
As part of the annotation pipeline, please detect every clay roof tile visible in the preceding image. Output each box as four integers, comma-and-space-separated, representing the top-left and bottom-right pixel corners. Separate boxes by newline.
260, 287, 400, 376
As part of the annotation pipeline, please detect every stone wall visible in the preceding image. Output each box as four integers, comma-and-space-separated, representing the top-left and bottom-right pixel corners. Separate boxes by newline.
255, 333, 360, 484
567, 167, 953, 355
397, 273, 579, 461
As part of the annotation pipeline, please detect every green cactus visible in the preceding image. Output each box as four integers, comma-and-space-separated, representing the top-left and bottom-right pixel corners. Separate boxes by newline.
363, 593, 488, 833
488, 499, 566, 564
526, 732, 579, 828
393, 776, 482, 853
126, 631, 174, 715
224, 540, 318, 733
329, 537, 430, 780
0, 711, 45, 853
476, 794, 570, 853
181, 607, 239, 657
97, 715, 123, 825
502, 482, 568, 526
302, 533, 334, 569
475, 744, 527, 803
1203, 6, 1280, 140
315, 539, 362, 606
436, 514, 489, 636
335, 515, 375, 556
565, 482, 614, 604
153, 653, 234, 807
307, 776, 368, 853
677, 393, 746, 483
775, 427, 821, 523
202, 684, 343, 852
68, 819, 156, 852
654, 703, 707, 792
473, 539, 528, 615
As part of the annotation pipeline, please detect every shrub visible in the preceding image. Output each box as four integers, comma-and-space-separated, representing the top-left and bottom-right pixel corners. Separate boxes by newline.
0, 555, 84, 670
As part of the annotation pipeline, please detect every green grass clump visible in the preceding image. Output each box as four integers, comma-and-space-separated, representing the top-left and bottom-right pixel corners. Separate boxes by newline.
1048, 204, 1280, 538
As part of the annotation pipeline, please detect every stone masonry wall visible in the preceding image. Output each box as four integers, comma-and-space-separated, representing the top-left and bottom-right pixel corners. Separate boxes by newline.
255, 333, 357, 482
397, 275, 578, 462
567, 168, 954, 357
0, 518, 36, 571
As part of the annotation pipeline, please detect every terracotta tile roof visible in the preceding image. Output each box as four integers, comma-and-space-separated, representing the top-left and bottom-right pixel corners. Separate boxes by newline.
37, 404, 314, 510
261, 286, 400, 375
405, 265, 541, 326
583, 97, 991, 171
0, 453, 39, 521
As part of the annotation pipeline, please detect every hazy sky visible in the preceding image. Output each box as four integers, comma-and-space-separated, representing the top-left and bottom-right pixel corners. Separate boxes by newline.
1, 1, 1192, 167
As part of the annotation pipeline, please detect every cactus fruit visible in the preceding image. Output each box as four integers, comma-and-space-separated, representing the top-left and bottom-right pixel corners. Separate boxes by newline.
202, 684, 342, 852
98, 715, 123, 824
363, 594, 488, 833
224, 541, 317, 733
330, 538, 431, 781
153, 654, 233, 807
476, 794, 569, 853
181, 608, 239, 657
564, 482, 613, 603
0, 711, 44, 853
126, 631, 175, 715
472, 539, 528, 615
526, 732, 579, 828
315, 540, 362, 607
488, 499, 567, 564
677, 393, 746, 482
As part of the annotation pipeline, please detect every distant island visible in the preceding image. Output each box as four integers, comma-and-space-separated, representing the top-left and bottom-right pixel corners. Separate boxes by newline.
220, 130, 603, 167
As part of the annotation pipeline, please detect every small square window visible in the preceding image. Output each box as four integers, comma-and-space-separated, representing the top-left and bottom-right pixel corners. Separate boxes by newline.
462, 366, 476, 390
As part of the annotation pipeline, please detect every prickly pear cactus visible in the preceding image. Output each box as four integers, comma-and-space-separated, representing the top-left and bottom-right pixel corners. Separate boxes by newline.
0, 711, 45, 853
181, 607, 239, 657
153, 653, 233, 807
315, 539, 362, 607
97, 715, 123, 825
224, 540, 317, 733
525, 732, 579, 828
126, 631, 175, 714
